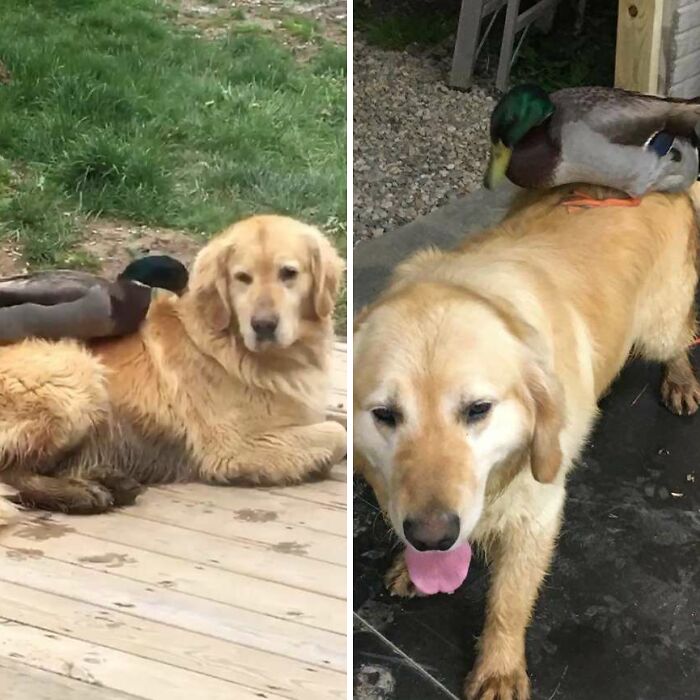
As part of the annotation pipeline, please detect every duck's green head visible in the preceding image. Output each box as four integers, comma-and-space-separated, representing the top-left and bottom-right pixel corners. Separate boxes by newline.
485, 84, 555, 189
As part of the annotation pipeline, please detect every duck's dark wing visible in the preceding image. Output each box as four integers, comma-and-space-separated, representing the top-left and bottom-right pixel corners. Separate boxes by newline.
0, 286, 114, 343
0, 270, 102, 308
0, 280, 152, 344
551, 86, 700, 147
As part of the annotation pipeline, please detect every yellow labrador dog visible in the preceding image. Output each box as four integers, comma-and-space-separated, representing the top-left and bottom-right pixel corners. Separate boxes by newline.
354, 186, 700, 700
0, 215, 346, 514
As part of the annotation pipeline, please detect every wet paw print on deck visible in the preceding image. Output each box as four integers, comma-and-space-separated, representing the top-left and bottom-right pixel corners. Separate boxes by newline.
234, 508, 278, 523
5, 547, 44, 561
14, 515, 75, 541
78, 553, 136, 569
269, 541, 309, 556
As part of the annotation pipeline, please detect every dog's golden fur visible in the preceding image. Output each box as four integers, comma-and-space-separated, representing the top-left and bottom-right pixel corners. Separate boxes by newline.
353, 185, 700, 700
0, 215, 347, 515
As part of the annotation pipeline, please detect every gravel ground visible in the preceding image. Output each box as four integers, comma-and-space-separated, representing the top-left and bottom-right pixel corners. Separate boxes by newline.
353, 37, 495, 243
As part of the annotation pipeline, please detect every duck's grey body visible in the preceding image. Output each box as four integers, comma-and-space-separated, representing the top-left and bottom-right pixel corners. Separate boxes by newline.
506, 86, 700, 196
0, 287, 113, 342
556, 120, 699, 196
0, 270, 108, 307
0, 271, 152, 344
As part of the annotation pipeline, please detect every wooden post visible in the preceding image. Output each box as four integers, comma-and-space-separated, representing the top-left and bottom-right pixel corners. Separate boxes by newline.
615, 0, 665, 94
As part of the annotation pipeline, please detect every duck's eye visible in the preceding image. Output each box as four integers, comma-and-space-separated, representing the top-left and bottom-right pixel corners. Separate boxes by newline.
461, 401, 493, 424
670, 147, 682, 162
279, 266, 298, 282
371, 406, 401, 429
235, 272, 252, 284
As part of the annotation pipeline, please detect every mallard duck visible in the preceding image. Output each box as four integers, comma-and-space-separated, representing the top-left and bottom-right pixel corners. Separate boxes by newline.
0, 255, 188, 344
484, 84, 700, 204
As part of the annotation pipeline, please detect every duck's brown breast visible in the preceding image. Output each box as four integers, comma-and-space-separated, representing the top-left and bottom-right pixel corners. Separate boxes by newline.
508, 123, 559, 188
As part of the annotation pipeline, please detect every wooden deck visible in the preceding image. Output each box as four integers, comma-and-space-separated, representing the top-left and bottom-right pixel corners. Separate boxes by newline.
0, 344, 347, 700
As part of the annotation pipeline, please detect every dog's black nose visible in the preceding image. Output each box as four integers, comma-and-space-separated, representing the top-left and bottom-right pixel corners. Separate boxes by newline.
403, 512, 460, 551
251, 316, 279, 341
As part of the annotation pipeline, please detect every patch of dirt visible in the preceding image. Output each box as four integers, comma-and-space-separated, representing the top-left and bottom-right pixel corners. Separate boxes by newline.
0, 60, 11, 86
168, 0, 346, 52
81, 218, 204, 279
0, 219, 203, 278
0, 241, 25, 276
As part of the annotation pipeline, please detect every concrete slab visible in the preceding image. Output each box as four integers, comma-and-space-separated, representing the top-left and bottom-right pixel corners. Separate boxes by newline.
353, 184, 518, 310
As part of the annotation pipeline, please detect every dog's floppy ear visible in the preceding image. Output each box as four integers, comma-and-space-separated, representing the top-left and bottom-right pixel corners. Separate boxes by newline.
310, 231, 344, 319
498, 307, 565, 484
189, 241, 234, 333
526, 359, 565, 483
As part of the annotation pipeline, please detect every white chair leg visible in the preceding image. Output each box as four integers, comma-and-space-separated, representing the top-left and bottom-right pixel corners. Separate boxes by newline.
496, 0, 520, 92
449, 0, 485, 90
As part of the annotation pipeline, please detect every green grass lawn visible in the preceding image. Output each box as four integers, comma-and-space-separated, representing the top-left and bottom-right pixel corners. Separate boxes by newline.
0, 0, 346, 274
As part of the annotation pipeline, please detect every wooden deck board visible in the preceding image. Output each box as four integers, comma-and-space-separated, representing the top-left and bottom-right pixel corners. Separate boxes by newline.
0, 621, 292, 700
107, 490, 345, 565
0, 343, 347, 699
1, 658, 135, 700
154, 482, 346, 533
0, 582, 342, 699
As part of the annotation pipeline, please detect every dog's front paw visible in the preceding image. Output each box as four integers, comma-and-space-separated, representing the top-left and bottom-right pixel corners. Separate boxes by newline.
661, 374, 700, 415
384, 552, 419, 598
325, 421, 348, 464
464, 665, 530, 700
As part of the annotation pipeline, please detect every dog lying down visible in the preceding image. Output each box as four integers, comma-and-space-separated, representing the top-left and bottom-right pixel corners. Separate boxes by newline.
353, 185, 700, 700
0, 215, 347, 515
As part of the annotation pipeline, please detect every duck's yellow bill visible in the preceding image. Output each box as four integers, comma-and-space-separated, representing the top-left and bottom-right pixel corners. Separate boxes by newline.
484, 141, 511, 189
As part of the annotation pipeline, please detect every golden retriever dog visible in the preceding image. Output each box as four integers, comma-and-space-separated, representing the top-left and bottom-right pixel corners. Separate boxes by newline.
0, 215, 346, 514
353, 185, 700, 700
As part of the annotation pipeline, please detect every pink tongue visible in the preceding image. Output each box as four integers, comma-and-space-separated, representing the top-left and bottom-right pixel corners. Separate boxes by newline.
405, 542, 472, 595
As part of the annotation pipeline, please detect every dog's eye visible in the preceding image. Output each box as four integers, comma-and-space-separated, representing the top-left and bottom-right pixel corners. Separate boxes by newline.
235, 272, 252, 284
462, 401, 492, 424
279, 266, 298, 282
371, 406, 401, 428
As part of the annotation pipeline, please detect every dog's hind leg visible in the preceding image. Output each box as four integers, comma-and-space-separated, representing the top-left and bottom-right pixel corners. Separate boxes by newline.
0, 340, 124, 514
661, 349, 700, 416
639, 303, 700, 415
634, 206, 700, 415
634, 243, 700, 415
0, 340, 109, 463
